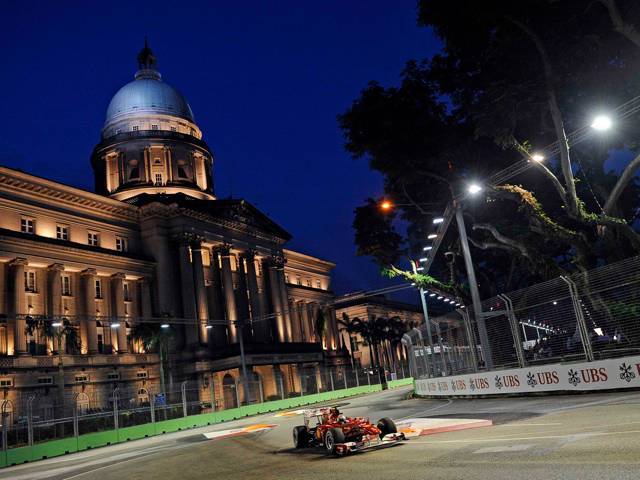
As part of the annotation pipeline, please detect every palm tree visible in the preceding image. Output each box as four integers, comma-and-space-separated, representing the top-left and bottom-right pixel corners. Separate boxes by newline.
314, 309, 327, 348
337, 313, 359, 368
129, 321, 174, 399
351, 316, 390, 386
25, 317, 80, 433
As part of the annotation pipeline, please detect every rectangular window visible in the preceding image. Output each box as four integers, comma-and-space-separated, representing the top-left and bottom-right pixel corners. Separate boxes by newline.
74, 374, 88, 383
306, 279, 312, 287
37, 376, 54, 385
115, 128, 122, 135
88, 232, 100, 246
316, 280, 321, 289
136, 371, 148, 379
24, 271, 36, 292
123, 282, 131, 302
62, 275, 72, 296
132, 125, 139, 131
154, 173, 163, 186
95, 279, 102, 299
56, 224, 69, 241
21, 217, 35, 234
170, 126, 177, 132
151, 124, 158, 130
296, 276, 301, 286
0, 378, 13, 387
107, 372, 120, 381
115, 237, 128, 252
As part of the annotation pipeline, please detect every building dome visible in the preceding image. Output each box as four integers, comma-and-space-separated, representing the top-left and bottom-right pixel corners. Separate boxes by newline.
104, 41, 195, 124
106, 77, 195, 123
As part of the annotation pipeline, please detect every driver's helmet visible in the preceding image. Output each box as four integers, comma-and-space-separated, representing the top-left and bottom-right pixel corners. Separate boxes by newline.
337, 414, 347, 423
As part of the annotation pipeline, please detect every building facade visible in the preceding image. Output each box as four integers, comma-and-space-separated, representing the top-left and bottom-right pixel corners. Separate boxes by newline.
0, 44, 347, 422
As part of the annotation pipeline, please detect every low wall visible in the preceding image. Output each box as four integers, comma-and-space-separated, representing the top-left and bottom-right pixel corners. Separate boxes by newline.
415, 354, 640, 397
1, 380, 413, 468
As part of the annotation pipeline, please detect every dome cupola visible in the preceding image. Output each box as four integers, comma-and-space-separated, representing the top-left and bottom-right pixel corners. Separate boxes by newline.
92, 41, 215, 201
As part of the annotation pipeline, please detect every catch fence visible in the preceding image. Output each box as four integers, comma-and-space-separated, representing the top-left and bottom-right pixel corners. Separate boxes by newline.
405, 255, 640, 380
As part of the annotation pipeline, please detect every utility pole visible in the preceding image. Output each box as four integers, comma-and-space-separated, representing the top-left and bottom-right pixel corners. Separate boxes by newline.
236, 319, 251, 405
411, 261, 435, 377
454, 204, 493, 369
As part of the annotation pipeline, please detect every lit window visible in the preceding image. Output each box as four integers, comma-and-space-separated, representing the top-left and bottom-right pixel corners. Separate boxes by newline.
62, 275, 72, 296
56, 225, 69, 241
21, 218, 35, 234
306, 279, 312, 287
0, 378, 14, 387
24, 271, 37, 292
151, 124, 158, 130
155, 173, 163, 186
88, 232, 100, 246
316, 280, 321, 289
123, 282, 131, 301
116, 237, 128, 252
132, 125, 139, 131
95, 279, 102, 299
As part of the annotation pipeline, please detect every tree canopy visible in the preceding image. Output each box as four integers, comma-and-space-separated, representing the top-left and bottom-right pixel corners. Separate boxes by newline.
340, 0, 640, 299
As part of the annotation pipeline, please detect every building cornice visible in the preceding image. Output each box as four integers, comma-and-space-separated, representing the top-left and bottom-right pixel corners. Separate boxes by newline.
0, 166, 139, 221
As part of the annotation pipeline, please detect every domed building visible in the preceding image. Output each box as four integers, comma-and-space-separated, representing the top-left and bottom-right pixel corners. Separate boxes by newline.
0, 43, 354, 424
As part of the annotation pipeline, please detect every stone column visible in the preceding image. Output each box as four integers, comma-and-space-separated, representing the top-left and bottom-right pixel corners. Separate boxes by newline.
191, 240, 209, 345
111, 273, 128, 353
300, 302, 311, 342
276, 262, 293, 342
9, 258, 28, 355
219, 244, 238, 343
235, 255, 251, 341
176, 234, 199, 346
207, 248, 227, 347
267, 255, 285, 342
47, 263, 64, 318
243, 250, 265, 342
138, 277, 153, 319
289, 298, 302, 342
81, 268, 99, 354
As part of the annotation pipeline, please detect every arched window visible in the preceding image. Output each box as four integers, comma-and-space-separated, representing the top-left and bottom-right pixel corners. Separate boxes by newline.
76, 393, 90, 414
137, 388, 149, 405
0, 400, 14, 426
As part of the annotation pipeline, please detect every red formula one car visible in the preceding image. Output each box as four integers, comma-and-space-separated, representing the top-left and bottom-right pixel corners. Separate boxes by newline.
292, 407, 405, 456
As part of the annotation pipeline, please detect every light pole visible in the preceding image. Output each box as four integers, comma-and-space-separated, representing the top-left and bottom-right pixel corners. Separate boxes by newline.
454, 202, 493, 369
235, 318, 252, 405
411, 261, 435, 377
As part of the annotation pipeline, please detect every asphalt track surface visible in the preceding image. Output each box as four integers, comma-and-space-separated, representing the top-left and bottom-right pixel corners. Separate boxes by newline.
3, 387, 640, 480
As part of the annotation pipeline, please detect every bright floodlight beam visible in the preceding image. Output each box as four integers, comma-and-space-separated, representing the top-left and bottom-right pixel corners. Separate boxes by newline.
591, 115, 612, 131
433, 217, 444, 224
468, 183, 482, 195
532, 153, 545, 162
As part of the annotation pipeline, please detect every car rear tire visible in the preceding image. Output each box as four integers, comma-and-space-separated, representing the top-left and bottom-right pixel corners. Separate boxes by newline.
377, 417, 397, 438
325, 428, 346, 455
293, 426, 308, 448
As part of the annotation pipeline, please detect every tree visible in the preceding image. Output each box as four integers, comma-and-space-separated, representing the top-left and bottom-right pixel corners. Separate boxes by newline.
340, 0, 640, 303
337, 313, 359, 368
314, 309, 327, 347
129, 322, 174, 399
25, 317, 80, 432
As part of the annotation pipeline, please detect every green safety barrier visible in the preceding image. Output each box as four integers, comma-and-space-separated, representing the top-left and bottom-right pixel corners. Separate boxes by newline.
0, 379, 412, 468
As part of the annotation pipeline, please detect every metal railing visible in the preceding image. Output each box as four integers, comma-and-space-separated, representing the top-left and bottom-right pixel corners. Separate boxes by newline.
0, 363, 410, 451
406, 255, 640, 379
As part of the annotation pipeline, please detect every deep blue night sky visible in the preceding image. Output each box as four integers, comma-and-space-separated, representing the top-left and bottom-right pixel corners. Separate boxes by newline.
0, 1, 441, 296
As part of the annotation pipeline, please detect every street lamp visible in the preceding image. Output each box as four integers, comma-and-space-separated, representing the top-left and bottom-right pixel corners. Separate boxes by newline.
432, 217, 444, 224
591, 115, 612, 131
531, 153, 545, 162
427, 234, 437, 239
423, 246, 433, 251
160, 323, 170, 329
380, 200, 392, 211
467, 183, 482, 195
51, 322, 62, 328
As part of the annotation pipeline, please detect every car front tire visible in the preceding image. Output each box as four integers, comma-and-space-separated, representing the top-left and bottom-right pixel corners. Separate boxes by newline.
325, 428, 346, 455
377, 417, 397, 438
